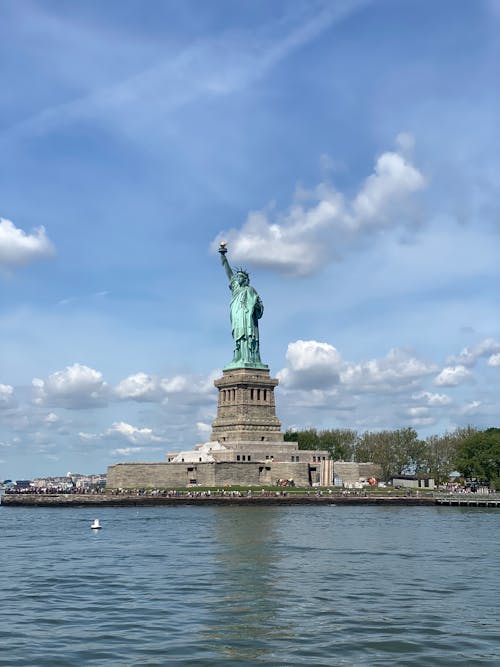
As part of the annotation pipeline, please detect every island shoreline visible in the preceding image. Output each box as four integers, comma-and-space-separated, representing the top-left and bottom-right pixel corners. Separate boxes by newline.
1, 493, 439, 507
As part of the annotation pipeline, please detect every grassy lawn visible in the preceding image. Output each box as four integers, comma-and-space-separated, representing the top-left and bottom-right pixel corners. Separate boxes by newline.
105, 485, 428, 496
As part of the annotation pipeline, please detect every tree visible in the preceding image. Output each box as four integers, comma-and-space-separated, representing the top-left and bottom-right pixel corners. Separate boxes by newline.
318, 429, 357, 461
421, 426, 478, 486
354, 428, 421, 481
284, 428, 357, 459
284, 429, 320, 450
423, 433, 459, 486
455, 428, 500, 485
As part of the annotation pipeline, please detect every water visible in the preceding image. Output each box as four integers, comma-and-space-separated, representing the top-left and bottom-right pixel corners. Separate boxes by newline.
0, 505, 498, 666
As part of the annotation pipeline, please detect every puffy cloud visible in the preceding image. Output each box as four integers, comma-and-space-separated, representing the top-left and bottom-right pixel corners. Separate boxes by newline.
488, 353, 500, 367
212, 137, 426, 275
277, 341, 442, 436
411, 391, 452, 406
0, 218, 55, 268
111, 446, 161, 457
106, 421, 164, 445
407, 416, 438, 428
433, 365, 472, 387
32, 363, 108, 408
79, 432, 98, 441
0, 383, 16, 408
43, 412, 59, 424
405, 406, 431, 417
401, 405, 438, 428
448, 338, 500, 367
350, 149, 424, 229
278, 340, 343, 389
114, 370, 218, 404
196, 421, 212, 438
458, 400, 482, 415
279, 341, 437, 399
160, 375, 190, 393
340, 348, 437, 392
114, 372, 164, 402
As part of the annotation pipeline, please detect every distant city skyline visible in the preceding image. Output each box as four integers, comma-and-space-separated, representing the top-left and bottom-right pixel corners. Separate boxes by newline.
1, 0, 499, 478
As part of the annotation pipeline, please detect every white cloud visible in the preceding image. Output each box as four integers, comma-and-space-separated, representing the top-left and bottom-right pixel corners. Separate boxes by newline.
114, 372, 164, 402
106, 421, 164, 445
32, 363, 108, 409
278, 340, 343, 389
160, 375, 190, 393
196, 421, 212, 438
213, 137, 426, 275
79, 432, 98, 441
0, 383, 16, 408
277, 340, 441, 435
114, 370, 218, 403
405, 406, 430, 417
340, 348, 437, 392
350, 150, 424, 229
0, 218, 55, 268
458, 400, 482, 415
43, 412, 59, 424
111, 446, 162, 457
487, 353, 500, 367
448, 338, 500, 367
407, 416, 437, 427
433, 365, 472, 387
411, 391, 452, 406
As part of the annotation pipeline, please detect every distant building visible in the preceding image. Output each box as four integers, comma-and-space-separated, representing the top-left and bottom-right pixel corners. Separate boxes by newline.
391, 474, 435, 490
15, 480, 32, 489
30, 473, 107, 491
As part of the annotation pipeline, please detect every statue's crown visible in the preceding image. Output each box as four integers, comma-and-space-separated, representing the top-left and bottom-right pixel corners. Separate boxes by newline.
235, 267, 249, 279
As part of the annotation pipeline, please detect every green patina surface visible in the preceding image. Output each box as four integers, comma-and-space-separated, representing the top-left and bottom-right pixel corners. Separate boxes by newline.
219, 245, 268, 370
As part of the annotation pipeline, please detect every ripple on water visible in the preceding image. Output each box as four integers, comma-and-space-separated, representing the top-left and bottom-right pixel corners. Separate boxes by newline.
0, 505, 499, 666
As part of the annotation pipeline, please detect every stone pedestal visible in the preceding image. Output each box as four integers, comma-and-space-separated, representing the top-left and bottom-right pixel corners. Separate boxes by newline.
211, 368, 283, 444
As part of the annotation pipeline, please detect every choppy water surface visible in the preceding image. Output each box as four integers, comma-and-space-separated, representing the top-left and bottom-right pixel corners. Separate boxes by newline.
0, 504, 498, 666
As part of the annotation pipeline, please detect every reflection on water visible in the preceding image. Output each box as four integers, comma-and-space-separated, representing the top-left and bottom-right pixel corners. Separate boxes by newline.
203, 507, 293, 661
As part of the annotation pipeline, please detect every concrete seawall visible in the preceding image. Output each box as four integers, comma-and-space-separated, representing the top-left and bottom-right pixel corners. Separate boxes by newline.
1, 493, 436, 507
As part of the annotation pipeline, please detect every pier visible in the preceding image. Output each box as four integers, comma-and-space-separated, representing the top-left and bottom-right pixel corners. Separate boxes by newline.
434, 494, 500, 508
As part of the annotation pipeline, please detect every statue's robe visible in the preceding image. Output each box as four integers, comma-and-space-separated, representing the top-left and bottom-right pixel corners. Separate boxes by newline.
229, 277, 263, 362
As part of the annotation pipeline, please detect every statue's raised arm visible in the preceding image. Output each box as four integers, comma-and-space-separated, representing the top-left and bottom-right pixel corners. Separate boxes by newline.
218, 241, 234, 282
217, 242, 267, 370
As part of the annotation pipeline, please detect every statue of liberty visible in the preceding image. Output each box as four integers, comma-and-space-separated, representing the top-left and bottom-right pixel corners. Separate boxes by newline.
218, 242, 267, 369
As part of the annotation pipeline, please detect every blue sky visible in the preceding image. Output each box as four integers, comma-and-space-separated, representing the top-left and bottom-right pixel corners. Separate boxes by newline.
1, 0, 499, 478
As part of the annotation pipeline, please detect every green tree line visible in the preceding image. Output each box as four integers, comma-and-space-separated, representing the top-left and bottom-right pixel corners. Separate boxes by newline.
284, 426, 500, 487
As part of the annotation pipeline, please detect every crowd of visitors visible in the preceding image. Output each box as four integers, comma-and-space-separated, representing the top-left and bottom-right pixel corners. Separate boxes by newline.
5, 486, 105, 495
